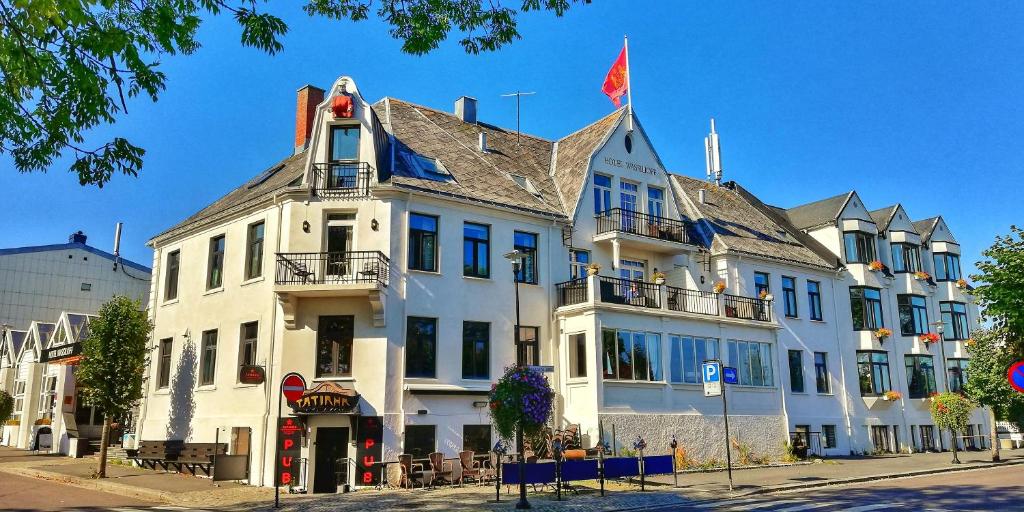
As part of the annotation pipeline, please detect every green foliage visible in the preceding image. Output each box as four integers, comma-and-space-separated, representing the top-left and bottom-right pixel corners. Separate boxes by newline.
0, 390, 13, 422
965, 328, 1024, 421
780, 442, 798, 463
972, 226, 1024, 356
1, 0, 586, 186
929, 391, 974, 434
76, 295, 152, 419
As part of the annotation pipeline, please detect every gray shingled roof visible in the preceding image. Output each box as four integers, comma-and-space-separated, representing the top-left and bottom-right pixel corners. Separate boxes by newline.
375, 99, 565, 217
672, 175, 839, 269
151, 152, 307, 244
869, 205, 899, 232
783, 191, 853, 230
551, 108, 625, 216
913, 217, 940, 241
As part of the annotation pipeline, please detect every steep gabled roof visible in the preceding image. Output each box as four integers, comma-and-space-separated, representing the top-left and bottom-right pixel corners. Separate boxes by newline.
913, 217, 941, 242
1, 328, 27, 367
19, 321, 55, 363
49, 312, 95, 349
672, 176, 839, 269
869, 205, 899, 233
376, 98, 565, 218
151, 152, 307, 244
550, 108, 626, 217
783, 191, 854, 230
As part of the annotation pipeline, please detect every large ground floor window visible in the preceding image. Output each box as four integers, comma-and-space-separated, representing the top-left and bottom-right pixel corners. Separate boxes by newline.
463, 424, 492, 454
856, 351, 891, 396
727, 339, 774, 387
404, 425, 436, 459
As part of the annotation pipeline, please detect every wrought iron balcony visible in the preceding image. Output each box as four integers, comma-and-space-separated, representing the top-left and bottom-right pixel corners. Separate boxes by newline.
555, 278, 588, 308
275, 251, 389, 288
723, 293, 772, 322
666, 286, 719, 316
309, 162, 372, 198
595, 208, 694, 245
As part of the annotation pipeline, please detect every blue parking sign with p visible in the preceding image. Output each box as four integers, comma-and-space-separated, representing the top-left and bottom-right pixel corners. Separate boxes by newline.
703, 363, 720, 383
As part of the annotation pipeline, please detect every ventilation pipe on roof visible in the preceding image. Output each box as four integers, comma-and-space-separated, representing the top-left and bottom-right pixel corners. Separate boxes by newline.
698, 189, 707, 204
455, 96, 477, 124
478, 132, 488, 153
704, 118, 723, 186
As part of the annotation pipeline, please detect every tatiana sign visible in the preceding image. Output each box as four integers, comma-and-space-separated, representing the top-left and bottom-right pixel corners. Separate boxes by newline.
288, 382, 360, 414
40, 342, 82, 363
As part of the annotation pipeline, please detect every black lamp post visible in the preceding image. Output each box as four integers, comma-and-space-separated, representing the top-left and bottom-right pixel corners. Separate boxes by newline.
932, 321, 960, 464
504, 250, 530, 509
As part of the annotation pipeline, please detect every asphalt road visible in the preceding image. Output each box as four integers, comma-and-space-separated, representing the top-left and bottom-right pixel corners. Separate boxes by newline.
0, 471, 156, 511
649, 464, 1024, 511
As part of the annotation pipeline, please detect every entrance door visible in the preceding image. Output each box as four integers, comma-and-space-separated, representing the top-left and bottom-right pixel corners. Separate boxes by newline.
325, 213, 355, 282
313, 427, 350, 493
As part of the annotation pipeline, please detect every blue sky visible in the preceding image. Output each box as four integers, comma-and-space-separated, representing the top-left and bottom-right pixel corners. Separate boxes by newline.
1, 2, 1021, 275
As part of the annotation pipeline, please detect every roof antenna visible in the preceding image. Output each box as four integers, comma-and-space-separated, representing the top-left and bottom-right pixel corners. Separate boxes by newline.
704, 118, 723, 186
500, 91, 536, 146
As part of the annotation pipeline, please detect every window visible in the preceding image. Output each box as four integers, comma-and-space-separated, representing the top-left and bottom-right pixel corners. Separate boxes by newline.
594, 174, 612, 215
157, 338, 172, 389
905, 355, 937, 399
406, 317, 437, 378
933, 252, 961, 281
463, 222, 490, 278
329, 125, 360, 161
871, 425, 892, 453
568, 333, 587, 378
728, 340, 774, 387
822, 425, 837, 449
462, 321, 489, 380
940, 301, 970, 340
207, 235, 225, 289
856, 351, 891, 396
463, 425, 492, 454
239, 321, 258, 368
516, 326, 540, 366
245, 221, 265, 280
814, 352, 830, 394
850, 287, 884, 330
647, 187, 665, 217
12, 380, 25, 413
164, 250, 180, 301
807, 280, 823, 321
620, 181, 638, 212
316, 316, 354, 377
569, 250, 590, 279
408, 213, 438, 272
38, 375, 57, 417
782, 276, 798, 318
619, 258, 645, 281
890, 243, 921, 273
948, 358, 969, 393
514, 231, 538, 284
200, 329, 218, 386
755, 272, 770, 297
602, 329, 662, 381
669, 336, 719, 384
898, 295, 929, 336
843, 231, 877, 264
788, 350, 805, 393
404, 425, 436, 460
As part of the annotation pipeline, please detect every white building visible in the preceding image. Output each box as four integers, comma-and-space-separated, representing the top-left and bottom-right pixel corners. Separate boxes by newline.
136, 75, 987, 492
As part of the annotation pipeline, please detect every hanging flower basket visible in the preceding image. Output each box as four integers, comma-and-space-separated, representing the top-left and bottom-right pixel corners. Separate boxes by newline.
488, 366, 555, 440
920, 332, 941, 345
874, 328, 893, 341
713, 280, 726, 294
868, 260, 886, 272
882, 390, 902, 401
913, 271, 931, 281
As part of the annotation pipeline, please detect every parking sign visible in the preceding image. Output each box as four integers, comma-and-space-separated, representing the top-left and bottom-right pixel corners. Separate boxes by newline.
703, 361, 722, 397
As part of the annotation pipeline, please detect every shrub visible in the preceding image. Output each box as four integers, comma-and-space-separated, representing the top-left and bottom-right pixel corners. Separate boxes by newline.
0, 391, 12, 423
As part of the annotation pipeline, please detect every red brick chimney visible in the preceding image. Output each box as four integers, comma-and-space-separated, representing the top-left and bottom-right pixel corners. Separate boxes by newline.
295, 84, 325, 153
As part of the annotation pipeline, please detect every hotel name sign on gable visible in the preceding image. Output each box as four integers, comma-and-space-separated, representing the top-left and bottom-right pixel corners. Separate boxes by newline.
602, 157, 659, 176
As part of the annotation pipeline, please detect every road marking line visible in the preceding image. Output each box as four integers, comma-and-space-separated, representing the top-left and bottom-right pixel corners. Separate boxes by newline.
844, 505, 891, 512
739, 500, 804, 510
776, 502, 838, 512
695, 498, 761, 508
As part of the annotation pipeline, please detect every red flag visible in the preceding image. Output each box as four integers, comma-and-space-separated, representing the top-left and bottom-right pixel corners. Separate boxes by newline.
602, 46, 629, 108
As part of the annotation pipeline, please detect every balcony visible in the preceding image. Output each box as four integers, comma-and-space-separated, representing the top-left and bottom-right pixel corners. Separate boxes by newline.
274, 251, 389, 328
594, 208, 698, 253
554, 275, 772, 324
309, 162, 373, 198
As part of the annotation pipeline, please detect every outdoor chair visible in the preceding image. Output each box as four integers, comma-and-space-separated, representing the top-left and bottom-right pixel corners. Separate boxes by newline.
427, 452, 453, 486
398, 454, 425, 489
482, 452, 498, 483
458, 450, 482, 484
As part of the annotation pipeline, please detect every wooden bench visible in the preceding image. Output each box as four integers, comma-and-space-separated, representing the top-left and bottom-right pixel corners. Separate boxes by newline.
169, 443, 227, 476
129, 440, 183, 471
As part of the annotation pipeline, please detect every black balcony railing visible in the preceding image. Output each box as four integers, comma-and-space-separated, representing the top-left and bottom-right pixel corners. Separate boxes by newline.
595, 208, 693, 245
597, 276, 661, 309
309, 162, 372, 198
275, 251, 389, 287
555, 278, 588, 307
723, 294, 772, 322
666, 286, 719, 316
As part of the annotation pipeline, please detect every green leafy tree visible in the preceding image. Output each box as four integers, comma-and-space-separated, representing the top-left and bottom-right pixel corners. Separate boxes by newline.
964, 328, 1024, 461
76, 295, 152, 478
0, 390, 13, 423
929, 391, 974, 464
972, 225, 1024, 356
0, 0, 586, 186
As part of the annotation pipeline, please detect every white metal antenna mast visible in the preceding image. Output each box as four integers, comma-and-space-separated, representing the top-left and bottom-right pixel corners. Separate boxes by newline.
500, 91, 536, 145
704, 118, 723, 186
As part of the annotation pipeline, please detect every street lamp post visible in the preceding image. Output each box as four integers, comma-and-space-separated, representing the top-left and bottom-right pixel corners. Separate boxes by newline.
504, 250, 530, 510
932, 321, 960, 464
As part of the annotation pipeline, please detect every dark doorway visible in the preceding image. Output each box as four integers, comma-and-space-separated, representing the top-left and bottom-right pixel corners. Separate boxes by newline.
313, 427, 349, 493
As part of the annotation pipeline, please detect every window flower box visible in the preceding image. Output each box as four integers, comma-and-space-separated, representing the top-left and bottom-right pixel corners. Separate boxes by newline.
913, 271, 931, 281
882, 390, 902, 401
919, 333, 940, 345
586, 263, 601, 276
868, 260, 886, 272
4, 419, 19, 426
34, 418, 51, 426
874, 328, 893, 341
956, 278, 969, 290
652, 271, 666, 285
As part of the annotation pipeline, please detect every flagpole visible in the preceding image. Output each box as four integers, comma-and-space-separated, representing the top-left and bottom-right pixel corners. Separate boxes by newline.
624, 34, 633, 132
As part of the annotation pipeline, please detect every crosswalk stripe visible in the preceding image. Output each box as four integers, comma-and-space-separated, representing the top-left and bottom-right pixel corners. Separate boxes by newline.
775, 502, 838, 512
739, 500, 804, 510
695, 498, 761, 508
844, 505, 890, 512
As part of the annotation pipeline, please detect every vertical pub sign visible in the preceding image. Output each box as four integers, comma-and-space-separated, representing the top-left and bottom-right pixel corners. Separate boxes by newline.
356, 416, 384, 485
277, 417, 302, 486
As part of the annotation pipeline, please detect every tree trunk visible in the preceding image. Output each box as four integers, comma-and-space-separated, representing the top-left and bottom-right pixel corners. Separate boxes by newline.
989, 407, 1001, 462
97, 414, 110, 478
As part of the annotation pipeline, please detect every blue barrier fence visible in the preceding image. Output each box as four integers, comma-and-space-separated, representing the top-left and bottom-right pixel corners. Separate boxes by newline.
497, 454, 675, 497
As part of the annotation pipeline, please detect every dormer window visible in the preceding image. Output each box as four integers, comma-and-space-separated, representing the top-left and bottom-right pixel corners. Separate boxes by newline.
933, 253, 961, 281
510, 174, 541, 198
401, 151, 451, 180
890, 243, 921, 273
843, 231, 877, 265
329, 125, 360, 162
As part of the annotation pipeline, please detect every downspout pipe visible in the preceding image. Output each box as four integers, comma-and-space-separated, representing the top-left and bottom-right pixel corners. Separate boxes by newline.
258, 192, 286, 486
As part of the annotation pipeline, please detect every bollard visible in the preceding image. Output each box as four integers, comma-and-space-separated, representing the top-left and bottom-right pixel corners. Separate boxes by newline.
670, 435, 679, 488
